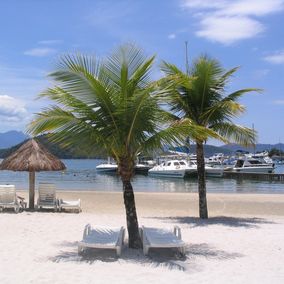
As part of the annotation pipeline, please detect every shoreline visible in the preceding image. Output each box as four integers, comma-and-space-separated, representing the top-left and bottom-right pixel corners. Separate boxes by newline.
16, 190, 284, 217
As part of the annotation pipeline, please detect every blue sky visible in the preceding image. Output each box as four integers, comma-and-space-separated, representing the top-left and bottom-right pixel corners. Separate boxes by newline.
0, 0, 283, 144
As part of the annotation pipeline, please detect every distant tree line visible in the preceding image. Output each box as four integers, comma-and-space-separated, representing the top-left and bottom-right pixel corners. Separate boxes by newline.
269, 148, 284, 157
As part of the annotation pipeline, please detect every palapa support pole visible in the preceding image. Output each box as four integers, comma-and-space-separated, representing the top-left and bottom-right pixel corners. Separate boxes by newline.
29, 171, 35, 210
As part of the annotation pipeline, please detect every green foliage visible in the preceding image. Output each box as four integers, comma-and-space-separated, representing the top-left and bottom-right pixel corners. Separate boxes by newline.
159, 55, 260, 146
28, 44, 208, 172
269, 148, 284, 157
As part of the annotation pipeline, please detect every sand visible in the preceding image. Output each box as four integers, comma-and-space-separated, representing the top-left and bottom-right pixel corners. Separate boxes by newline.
1, 191, 284, 283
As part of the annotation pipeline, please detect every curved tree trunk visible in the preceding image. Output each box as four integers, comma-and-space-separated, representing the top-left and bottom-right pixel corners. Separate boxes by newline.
123, 180, 142, 248
119, 157, 142, 249
196, 141, 208, 219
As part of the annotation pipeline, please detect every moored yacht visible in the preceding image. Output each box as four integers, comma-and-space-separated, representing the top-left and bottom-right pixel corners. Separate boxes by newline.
148, 160, 197, 178
225, 157, 275, 174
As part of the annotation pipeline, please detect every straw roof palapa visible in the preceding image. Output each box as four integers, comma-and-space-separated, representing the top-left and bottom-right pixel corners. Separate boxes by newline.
0, 139, 66, 172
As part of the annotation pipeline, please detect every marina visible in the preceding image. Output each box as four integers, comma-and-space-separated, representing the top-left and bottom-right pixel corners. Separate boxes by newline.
1, 159, 284, 194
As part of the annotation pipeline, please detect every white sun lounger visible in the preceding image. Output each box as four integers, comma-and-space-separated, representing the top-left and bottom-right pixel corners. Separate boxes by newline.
0, 184, 24, 213
78, 225, 125, 256
140, 226, 186, 255
36, 183, 58, 211
58, 198, 81, 213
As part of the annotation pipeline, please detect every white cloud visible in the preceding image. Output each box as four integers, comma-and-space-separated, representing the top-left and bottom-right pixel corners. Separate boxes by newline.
38, 40, 63, 45
273, 100, 284, 105
24, 47, 57, 57
252, 69, 270, 79
0, 65, 49, 132
197, 15, 264, 44
0, 95, 27, 122
168, 33, 176, 40
222, 0, 284, 16
263, 51, 284, 64
181, 0, 226, 9
181, 0, 284, 44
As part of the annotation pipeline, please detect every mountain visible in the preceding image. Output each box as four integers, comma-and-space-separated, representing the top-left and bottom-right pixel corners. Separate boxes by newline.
0, 134, 107, 159
174, 145, 233, 157
221, 143, 284, 153
0, 131, 28, 149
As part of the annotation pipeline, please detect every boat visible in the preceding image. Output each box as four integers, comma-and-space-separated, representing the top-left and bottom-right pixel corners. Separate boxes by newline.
206, 153, 226, 166
189, 160, 224, 177
205, 164, 224, 177
225, 157, 275, 174
96, 162, 118, 172
148, 160, 197, 178
96, 158, 154, 174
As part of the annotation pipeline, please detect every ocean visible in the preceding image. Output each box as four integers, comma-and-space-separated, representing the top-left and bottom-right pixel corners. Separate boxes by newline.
0, 159, 284, 193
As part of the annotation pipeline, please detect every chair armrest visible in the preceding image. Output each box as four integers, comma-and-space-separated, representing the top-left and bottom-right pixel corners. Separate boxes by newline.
83, 224, 91, 238
174, 226, 182, 239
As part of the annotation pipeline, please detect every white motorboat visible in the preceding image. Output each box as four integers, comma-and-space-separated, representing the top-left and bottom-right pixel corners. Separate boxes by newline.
225, 157, 275, 174
190, 160, 224, 177
96, 159, 154, 174
96, 163, 118, 172
205, 165, 224, 177
148, 160, 197, 178
206, 153, 225, 166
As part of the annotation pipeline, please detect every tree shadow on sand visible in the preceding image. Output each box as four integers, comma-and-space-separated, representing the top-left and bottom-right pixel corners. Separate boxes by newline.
148, 216, 276, 229
48, 240, 243, 271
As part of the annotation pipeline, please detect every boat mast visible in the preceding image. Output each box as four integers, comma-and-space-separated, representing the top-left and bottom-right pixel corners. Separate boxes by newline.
185, 41, 191, 156
185, 41, 189, 76
252, 123, 256, 154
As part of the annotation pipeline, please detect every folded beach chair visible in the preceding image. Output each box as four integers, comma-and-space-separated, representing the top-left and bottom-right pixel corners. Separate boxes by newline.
78, 225, 125, 257
36, 183, 58, 211
140, 226, 186, 255
58, 198, 81, 213
0, 184, 24, 213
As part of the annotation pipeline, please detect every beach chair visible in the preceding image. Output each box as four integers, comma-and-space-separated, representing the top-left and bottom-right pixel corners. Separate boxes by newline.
78, 225, 125, 257
58, 198, 81, 213
140, 226, 186, 255
0, 184, 23, 213
36, 183, 58, 211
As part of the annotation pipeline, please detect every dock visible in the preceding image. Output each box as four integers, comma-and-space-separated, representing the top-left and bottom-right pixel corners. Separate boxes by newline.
223, 171, 284, 182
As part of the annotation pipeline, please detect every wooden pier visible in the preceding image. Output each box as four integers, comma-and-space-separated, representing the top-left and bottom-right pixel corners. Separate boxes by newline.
223, 171, 284, 182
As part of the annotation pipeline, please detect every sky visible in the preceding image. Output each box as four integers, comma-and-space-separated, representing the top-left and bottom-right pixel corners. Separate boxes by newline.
0, 0, 283, 144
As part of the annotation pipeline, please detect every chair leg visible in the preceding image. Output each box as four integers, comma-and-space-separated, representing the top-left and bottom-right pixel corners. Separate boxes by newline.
78, 246, 83, 255
143, 245, 149, 255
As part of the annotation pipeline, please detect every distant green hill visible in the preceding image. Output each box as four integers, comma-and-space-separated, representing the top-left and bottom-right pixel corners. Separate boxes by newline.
174, 144, 233, 157
0, 135, 106, 159
1, 135, 283, 159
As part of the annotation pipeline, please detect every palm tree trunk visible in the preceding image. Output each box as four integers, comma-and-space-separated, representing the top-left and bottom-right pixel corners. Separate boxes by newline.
123, 180, 142, 248
119, 157, 142, 249
196, 141, 208, 219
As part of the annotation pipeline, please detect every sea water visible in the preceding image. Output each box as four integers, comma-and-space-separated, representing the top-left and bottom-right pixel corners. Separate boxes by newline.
0, 159, 284, 193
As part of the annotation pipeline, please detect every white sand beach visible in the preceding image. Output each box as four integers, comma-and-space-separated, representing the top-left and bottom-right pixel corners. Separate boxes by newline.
1, 191, 284, 284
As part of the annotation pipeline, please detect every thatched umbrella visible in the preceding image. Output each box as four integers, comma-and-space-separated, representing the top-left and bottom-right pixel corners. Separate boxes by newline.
0, 139, 66, 209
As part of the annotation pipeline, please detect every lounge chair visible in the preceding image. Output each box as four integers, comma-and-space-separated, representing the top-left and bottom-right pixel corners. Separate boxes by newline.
0, 184, 25, 213
58, 198, 81, 213
78, 225, 125, 257
36, 183, 58, 211
140, 226, 186, 255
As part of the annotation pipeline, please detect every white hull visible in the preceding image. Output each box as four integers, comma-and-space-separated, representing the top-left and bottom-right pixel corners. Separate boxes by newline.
96, 164, 118, 172
205, 166, 224, 177
231, 166, 274, 174
148, 169, 187, 178
148, 160, 197, 178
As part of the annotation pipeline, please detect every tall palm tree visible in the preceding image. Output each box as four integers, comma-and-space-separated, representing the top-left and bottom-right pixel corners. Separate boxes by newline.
159, 55, 259, 219
28, 44, 208, 248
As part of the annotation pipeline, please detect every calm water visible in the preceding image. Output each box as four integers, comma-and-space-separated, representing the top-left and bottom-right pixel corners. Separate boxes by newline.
0, 159, 284, 193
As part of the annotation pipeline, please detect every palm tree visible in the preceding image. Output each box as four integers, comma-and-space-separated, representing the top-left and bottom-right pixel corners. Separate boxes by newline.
28, 44, 208, 248
159, 55, 259, 219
